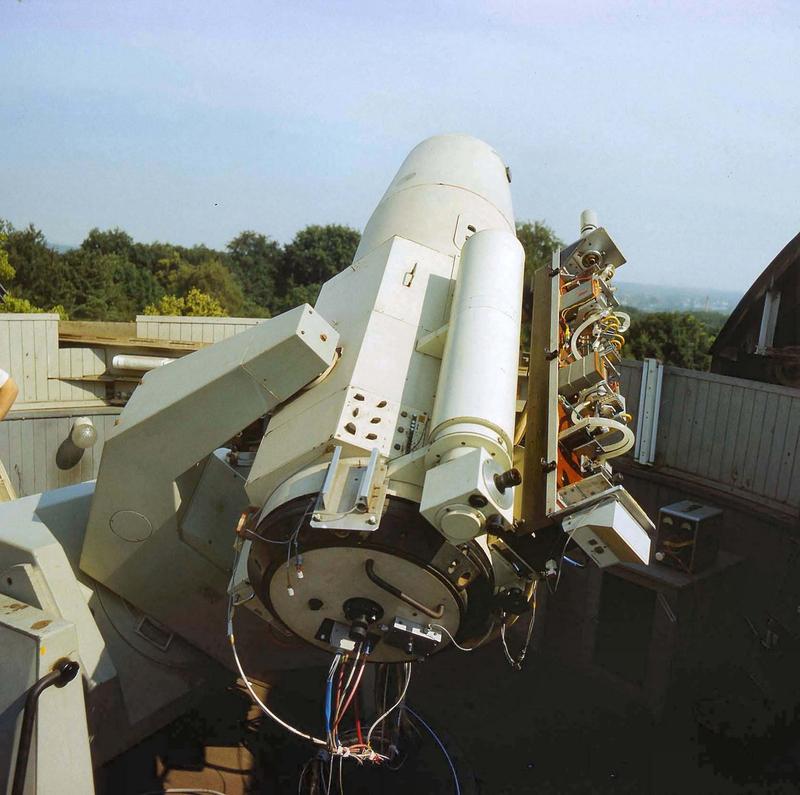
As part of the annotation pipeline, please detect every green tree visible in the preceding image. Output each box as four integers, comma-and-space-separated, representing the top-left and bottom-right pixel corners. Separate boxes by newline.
281, 224, 360, 294
179, 257, 245, 315
61, 249, 129, 320
81, 227, 135, 259
516, 220, 563, 346
227, 230, 280, 316
0, 232, 15, 286
77, 228, 163, 318
270, 282, 323, 315
144, 288, 226, 317
623, 312, 716, 370
1, 293, 68, 318
2, 222, 76, 310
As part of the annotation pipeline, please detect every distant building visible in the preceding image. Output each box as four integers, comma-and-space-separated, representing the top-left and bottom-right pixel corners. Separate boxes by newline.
711, 232, 800, 387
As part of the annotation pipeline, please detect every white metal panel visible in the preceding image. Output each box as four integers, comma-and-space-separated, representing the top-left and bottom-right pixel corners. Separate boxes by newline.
621, 360, 800, 515
135, 315, 261, 343
0, 409, 121, 496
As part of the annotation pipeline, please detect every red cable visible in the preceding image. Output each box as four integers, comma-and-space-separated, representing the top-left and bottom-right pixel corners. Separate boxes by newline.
333, 661, 366, 734
354, 688, 364, 745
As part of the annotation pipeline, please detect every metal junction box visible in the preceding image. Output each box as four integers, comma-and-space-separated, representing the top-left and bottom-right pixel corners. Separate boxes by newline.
655, 500, 723, 574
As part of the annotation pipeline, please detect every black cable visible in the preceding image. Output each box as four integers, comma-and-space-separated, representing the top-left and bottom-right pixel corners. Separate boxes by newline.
12, 659, 80, 795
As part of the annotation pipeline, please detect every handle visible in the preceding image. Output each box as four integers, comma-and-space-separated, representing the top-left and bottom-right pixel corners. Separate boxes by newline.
364, 559, 445, 620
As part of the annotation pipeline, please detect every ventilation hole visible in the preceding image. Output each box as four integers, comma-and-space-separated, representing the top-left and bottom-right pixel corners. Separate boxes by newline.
366, 433, 378, 440
354, 393, 365, 401
397, 427, 405, 434
460, 441, 466, 446
344, 422, 357, 434
400, 411, 408, 418
320, 334, 328, 342
352, 408, 359, 417
370, 417, 381, 424
467, 224, 476, 233
394, 444, 402, 451
376, 400, 387, 408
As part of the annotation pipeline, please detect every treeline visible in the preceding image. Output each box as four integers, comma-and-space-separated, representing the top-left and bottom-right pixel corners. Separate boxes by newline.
621, 305, 727, 371
0, 220, 361, 319
0, 218, 729, 370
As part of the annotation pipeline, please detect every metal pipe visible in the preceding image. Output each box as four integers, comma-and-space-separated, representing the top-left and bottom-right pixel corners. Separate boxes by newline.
364, 559, 444, 620
111, 354, 176, 372
12, 659, 80, 795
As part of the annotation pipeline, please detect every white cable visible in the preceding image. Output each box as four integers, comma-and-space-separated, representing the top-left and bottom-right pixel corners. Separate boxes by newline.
614, 311, 631, 332
228, 596, 327, 746
569, 311, 604, 360
430, 623, 477, 652
500, 581, 538, 670
138, 790, 228, 795
366, 663, 411, 748
560, 415, 634, 461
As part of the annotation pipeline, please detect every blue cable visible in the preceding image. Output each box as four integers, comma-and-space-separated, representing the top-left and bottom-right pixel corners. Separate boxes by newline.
404, 706, 461, 795
563, 555, 586, 568
324, 677, 333, 735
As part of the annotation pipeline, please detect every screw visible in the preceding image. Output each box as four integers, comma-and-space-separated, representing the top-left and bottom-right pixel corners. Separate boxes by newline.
312, 513, 321, 521
367, 515, 377, 525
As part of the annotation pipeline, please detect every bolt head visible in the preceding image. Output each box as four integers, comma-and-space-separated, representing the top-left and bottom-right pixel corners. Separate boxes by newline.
312, 513, 321, 522
367, 515, 378, 525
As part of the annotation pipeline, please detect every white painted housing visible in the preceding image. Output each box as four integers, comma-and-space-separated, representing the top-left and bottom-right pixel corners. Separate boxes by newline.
247, 135, 517, 509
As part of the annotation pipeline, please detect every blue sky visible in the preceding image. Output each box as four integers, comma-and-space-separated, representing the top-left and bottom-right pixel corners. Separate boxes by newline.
1, 0, 798, 290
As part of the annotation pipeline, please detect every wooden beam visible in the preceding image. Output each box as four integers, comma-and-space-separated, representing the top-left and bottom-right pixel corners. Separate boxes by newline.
520, 254, 560, 531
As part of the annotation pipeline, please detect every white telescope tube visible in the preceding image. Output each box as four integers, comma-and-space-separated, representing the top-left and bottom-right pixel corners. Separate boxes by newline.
427, 228, 525, 469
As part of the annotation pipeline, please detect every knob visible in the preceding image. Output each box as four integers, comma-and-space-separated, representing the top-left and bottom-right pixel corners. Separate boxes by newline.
494, 468, 522, 494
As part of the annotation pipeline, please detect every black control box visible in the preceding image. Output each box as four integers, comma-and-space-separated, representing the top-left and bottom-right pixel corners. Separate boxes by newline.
655, 500, 722, 574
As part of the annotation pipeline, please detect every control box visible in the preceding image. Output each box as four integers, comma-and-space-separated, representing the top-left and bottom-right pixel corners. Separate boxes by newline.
655, 500, 723, 574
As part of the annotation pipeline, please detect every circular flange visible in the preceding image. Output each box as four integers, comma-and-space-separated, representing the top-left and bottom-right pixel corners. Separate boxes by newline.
268, 546, 461, 664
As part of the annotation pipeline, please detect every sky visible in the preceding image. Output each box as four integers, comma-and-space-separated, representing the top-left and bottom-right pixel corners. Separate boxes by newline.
1, 0, 798, 291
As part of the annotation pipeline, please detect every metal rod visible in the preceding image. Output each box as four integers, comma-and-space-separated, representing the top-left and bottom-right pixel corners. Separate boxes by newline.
12, 659, 80, 795
356, 447, 380, 510
364, 559, 444, 620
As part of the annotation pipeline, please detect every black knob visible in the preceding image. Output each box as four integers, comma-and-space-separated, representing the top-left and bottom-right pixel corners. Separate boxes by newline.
494, 468, 522, 494
486, 514, 506, 533
349, 616, 369, 643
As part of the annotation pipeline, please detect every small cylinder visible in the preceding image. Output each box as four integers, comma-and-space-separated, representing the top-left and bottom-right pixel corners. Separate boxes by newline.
580, 209, 598, 237
111, 354, 175, 372
427, 228, 525, 467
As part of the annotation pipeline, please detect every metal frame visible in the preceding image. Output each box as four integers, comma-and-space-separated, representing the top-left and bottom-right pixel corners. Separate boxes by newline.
520, 252, 560, 530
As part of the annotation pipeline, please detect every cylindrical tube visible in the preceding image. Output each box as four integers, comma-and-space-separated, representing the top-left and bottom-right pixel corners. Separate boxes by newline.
111, 354, 175, 372
354, 134, 515, 264
580, 209, 598, 237
427, 228, 525, 468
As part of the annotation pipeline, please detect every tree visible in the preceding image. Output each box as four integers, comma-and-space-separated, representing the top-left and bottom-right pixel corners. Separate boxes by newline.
226, 231, 280, 315
0, 232, 15, 287
143, 288, 226, 317
151, 251, 245, 315
623, 311, 716, 370
270, 282, 323, 315
180, 257, 245, 316
3, 222, 76, 310
516, 220, 563, 346
81, 227, 135, 259
1, 293, 68, 318
281, 224, 360, 293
